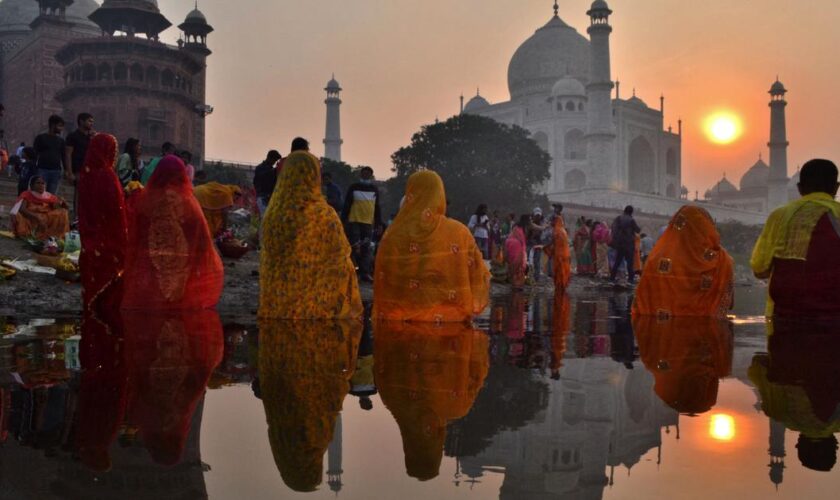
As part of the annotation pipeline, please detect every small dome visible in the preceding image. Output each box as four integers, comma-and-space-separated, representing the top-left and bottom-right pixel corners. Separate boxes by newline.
0, 0, 100, 33
325, 76, 341, 91
463, 94, 491, 113
591, 0, 610, 10
769, 79, 787, 95
740, 158, 770, 190
705, 176, 737, 199
551, 77, 585, 97
627, 95, 648, 108
185, 8, 207, 23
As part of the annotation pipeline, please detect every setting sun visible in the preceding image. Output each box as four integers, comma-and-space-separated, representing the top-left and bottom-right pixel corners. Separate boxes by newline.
709, 414, 736, 442
704, 112, 744, 145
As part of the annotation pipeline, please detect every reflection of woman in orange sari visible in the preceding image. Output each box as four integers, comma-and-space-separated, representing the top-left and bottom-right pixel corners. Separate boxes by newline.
374, 171, 489, 322
260, 151, 362, 319
504, 215, 529, 289
634, 316, 733, 414
192, 182, 242, 237
122, 156, 224, 310
375, 321, 488, 481
123, 310, 223, 465
633, 206, 734, 318
550, 293, 570, 379
259, 320, 361, 492
77, 134, 128, 311
10, 176, 69, 239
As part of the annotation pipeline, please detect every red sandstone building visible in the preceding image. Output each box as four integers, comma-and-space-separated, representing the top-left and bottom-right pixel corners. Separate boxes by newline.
0, 0, 212, 164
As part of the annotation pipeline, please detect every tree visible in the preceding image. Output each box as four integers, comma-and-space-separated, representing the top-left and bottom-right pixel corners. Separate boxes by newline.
202, 161, 250, 186
388, 114, 551, 221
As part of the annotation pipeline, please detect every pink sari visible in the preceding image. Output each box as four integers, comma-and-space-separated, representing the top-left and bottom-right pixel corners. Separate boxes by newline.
505, 226, 527, 287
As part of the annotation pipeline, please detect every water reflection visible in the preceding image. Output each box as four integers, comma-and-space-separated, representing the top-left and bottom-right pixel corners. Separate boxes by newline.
257, 319, 361, 492
750, 319, 840, 474
375, 322, 488, 481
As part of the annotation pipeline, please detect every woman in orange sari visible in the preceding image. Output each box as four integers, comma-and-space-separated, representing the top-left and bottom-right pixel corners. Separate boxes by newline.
10, 176, 69, 239
633, 206, 734, 318
193, 181, 242, 237
122, 155, 224, 310
547, 210, 571, 290
374, 170, 490, 322
77, 133, 128, 311
259, 151, 362, 319
504, 215, 530, 289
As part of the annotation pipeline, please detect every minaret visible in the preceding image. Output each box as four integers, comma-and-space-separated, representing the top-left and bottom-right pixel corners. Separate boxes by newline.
768, 418, 786, 489
585, 0, 617, 190
324, 75, 343, 162
327, 414, 344, 494
767, 78, 789, 210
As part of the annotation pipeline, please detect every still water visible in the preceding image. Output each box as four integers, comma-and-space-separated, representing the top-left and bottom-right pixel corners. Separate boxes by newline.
0, 286, 837, 499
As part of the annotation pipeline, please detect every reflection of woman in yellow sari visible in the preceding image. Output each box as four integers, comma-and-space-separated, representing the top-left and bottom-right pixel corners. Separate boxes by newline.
633, 316, 733, 414
375, 321, 489, 480
260, 151, 362, 319
259, 320, 361, 492
374, 171, 490, 322
192, 182, 242, 237
749, 320, 840, 471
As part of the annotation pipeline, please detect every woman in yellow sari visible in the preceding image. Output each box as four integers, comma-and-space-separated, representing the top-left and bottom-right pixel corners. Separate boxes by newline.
633, 206, 734, 318
259, 151, 362, 319
374, 171, 490, 322
10, 176, 69, 239
192, 181, 242, 237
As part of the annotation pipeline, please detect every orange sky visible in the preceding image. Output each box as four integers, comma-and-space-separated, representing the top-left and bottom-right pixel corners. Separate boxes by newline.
156, 0, 840, 194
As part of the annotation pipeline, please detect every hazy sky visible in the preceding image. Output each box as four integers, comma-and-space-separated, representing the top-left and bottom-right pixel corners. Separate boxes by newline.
155, 0, 840, 193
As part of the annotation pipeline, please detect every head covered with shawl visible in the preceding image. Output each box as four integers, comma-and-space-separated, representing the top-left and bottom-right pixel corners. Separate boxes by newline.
123, 310, 223, 466
258, 319, 361, 491
193, 182, 243, 236
374, 321, 489, 480
259, 150, 362, 319
122, 155, 223, 310
77, 133, 128, 311
634, 315, 733, 414
633, 206, 734, 318
374, 170, 490, 323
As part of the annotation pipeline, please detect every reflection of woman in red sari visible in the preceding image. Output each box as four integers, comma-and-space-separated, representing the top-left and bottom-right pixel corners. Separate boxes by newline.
78, 134, 128, 311
122, 155, 223, 310
123, 310, 223, 465
75, 310, 127, 472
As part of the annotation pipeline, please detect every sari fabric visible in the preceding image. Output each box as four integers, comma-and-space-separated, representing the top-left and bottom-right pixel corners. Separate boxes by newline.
505, 226, 527, 287
573, 223, 593, 274
122, 155, 223, 310
634, 315, 733, 414
550, 293, 570, 376
374, 321, 488, 480
374, 171, 490, 322
74, 310, 126, 472
259, 151, 362, 319
11, 190, 69, 240
124, 310, 223, 466
193, 182, 242, 237
548, 216, 571, 290
77, 133, 128, 311
633, 206, 734, 318
259, 319, 361, 492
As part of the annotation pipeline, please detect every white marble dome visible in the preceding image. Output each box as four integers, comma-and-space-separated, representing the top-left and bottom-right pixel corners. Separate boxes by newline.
740, 158, 770, 190
0, 0, 100, 33
507, 15, 590, 101
551, 77, 585, 97
706, 176, 737, 199
463, 94, 491, 113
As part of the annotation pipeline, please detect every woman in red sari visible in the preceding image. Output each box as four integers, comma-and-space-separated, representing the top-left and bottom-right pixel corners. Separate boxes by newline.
10, 176, 69, 239
77, 133, 128, 311
122, 155, 224, 310
504, 215, 529, 289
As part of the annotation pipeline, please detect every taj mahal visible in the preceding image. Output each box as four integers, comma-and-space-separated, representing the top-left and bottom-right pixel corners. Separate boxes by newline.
451, 1, 789, 225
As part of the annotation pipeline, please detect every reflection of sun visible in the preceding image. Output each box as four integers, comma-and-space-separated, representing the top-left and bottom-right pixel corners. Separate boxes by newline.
709, 414, 736, 441
704, 112, 743, 145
